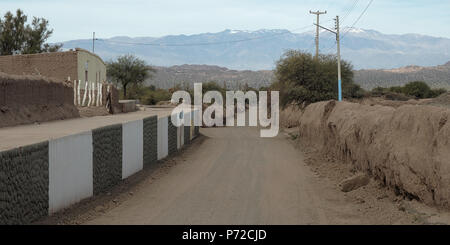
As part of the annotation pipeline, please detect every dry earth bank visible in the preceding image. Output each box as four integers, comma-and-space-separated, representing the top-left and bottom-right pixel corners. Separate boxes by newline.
284, 100, 450, 208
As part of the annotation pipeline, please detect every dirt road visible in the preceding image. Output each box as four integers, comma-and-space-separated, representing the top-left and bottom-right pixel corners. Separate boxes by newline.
66, 125, 447, 225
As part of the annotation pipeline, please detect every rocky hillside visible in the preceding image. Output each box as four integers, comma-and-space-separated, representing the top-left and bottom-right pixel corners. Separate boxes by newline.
354, 62, 450, 90
146, 62, 450, 91
147, 64, 274, 89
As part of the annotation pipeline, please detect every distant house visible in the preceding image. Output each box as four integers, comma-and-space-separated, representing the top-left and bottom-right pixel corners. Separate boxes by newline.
0, 48, 106, 87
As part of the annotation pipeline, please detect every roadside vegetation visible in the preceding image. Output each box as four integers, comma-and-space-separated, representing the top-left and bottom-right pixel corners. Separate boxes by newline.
370, 81, 447, 100
271, 50, 364, 107
109, 51, 446, 107
107, 54, 156, 98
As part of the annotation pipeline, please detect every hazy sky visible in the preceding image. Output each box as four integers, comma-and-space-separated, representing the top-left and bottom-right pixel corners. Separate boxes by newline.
1, 0, 449, 42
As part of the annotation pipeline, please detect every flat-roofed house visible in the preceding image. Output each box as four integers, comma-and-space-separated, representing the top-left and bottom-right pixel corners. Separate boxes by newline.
0, 48, 106, 88
0, 48, 119, 109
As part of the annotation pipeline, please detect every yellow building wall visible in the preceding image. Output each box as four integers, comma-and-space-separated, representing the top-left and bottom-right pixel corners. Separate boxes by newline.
76, 48, 107, 88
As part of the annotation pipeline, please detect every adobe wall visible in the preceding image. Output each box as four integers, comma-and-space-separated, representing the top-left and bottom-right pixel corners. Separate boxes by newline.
297, 100, 450, 208
0, 72, 79, 128
0, 52, 78, 81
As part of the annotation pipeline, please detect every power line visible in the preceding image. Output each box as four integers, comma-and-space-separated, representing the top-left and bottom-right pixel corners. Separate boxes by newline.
342, 0, 374, 39
320, 0, 373, 53
314, 0, 359, 55
341, 0, 360, 24
97, 24, 315, 47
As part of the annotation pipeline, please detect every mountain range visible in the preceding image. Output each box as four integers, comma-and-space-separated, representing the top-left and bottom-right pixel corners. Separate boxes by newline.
61, 28, 450, 70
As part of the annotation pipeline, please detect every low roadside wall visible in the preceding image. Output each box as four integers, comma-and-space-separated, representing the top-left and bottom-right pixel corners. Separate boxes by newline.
157, 117, 169, 160
297, 100, 450, 208
119, 100, 137, 113
0, 142, 49, 224
0, 111, 200, 224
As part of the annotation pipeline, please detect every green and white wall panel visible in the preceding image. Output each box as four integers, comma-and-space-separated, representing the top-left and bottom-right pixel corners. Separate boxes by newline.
0, 112, 200, 224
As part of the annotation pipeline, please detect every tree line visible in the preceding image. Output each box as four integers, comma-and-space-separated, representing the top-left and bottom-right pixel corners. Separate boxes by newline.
0, 9, 61, 55
107, 50, 446, 107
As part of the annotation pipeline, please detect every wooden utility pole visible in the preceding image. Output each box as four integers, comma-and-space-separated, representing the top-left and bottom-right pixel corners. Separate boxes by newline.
309, 10, 327, 58
314, 15, 342, 101
335, 16, 342, 102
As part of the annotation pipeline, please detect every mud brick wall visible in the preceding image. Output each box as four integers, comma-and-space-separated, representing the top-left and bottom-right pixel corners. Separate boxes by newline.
0, 142, 49, 225
0, 73, 75, 107
0, 73, 79, 128
0, 51, 78, 81
168, 119, 178, 155
143, 116, 158, 166
92, 124, 123, 195
184, 126, 191, 145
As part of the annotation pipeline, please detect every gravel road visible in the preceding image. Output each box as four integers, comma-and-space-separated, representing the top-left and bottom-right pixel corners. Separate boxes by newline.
78, 125, 442, 225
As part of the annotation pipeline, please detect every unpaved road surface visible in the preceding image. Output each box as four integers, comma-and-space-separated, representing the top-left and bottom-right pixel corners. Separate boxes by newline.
88, 126, 334, 224
59, 125, 447, 225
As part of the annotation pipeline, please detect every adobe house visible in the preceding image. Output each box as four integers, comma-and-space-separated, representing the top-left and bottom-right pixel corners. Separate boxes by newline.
0, 48, 106, 87
0, 48, 122, 112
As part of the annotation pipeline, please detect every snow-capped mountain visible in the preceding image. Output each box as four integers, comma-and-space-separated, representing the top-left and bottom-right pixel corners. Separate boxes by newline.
61, 28, 450, 70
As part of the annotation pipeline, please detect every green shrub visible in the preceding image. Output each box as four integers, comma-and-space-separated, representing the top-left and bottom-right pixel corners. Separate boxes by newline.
369, 81, 447, 100
429, 88, 447, 98
274, 50, 363, 106
403, 81, 431, 99
120, 84, 172, 105
384, 92, 411, 101
388, 86, 404, 94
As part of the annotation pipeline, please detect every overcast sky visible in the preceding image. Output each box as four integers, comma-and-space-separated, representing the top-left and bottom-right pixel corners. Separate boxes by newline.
1, 0, 449, 42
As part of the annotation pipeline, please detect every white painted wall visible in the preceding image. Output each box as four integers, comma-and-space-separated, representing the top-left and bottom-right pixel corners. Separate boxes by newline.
48, 131, 93, 214
157, 117, 168, 160
175, 115, 184, 149
177, 126, 183, 149
122, 120, 144, 179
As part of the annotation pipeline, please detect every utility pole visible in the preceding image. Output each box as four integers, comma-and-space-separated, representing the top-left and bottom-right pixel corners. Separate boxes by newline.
309, 10, 327, 58
335, 16, 342, 102
92, 32, 98, 53
314, 15, 342, 101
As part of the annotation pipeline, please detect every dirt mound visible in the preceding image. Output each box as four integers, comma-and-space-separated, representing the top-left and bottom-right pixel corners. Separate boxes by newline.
280, 104, 304, 128
0, 72, 79, 128
78, 106, 110, 118
426, 92, 450, 109
295, 100, 450, 208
